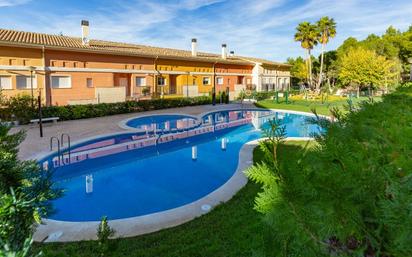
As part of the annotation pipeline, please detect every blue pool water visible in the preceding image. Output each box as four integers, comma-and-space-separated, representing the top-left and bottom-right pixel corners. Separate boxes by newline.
44, 109, 321, 221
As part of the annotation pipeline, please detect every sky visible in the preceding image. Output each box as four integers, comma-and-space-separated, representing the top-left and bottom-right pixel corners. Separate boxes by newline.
0, 0, 411, 62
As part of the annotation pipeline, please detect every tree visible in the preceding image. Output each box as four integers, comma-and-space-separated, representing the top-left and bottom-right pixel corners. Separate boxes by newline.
294, 22, 320, 89
336, 37, 359, 58
339, 47, 399, 96
0, 124, 60, 254
286, 57, 308, 86
316, 17, 337, 90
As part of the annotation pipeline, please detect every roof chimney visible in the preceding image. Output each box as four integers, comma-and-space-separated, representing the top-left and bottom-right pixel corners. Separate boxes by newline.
229, 50, 235, 57
221, 44, 227, 59
191, 38, 197, 57
81, 20, 90, 46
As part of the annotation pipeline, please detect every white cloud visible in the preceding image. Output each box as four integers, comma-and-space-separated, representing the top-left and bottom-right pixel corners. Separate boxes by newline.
0, 0, 30, 7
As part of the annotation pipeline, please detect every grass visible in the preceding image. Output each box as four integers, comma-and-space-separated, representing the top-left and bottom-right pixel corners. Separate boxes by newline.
256, 96, 380, 116
37, 141, 311, 257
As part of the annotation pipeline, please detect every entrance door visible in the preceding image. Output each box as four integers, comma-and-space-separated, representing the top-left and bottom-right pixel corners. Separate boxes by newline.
119, 77, 129, 96
169, 75, 176, 94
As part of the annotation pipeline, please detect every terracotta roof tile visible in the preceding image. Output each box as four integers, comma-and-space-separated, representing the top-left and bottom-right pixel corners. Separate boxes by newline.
0, 28, 288, 66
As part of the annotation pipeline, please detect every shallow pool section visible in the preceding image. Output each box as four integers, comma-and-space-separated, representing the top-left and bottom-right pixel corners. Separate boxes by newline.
42, 109, 321, 222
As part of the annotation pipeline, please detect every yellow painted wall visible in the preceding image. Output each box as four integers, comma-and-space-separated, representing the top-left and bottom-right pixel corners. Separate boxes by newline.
156, 59, 215, 96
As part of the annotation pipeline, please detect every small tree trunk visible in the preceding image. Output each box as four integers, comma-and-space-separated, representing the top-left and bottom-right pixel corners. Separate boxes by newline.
317, 43, 325, 92
308, 49, 313, 89
357, 86, 360, 98
306, 50, 310, 86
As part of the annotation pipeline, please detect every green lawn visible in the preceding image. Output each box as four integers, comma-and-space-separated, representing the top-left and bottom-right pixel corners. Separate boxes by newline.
38, 141, 310, 257
256, 97, 379, 116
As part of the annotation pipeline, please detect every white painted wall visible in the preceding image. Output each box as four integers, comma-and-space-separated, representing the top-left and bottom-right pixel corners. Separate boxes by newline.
182, 85, 201, 97
95, 87, 126, 103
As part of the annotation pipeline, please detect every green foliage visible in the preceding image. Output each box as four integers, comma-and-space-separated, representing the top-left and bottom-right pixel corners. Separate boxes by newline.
253, 91, 275, 101
317, 17, 337, 45
245, 119, 286, 214
0, 95, 36, 124
339, 47, 400, 90
0, 123, 60, 253
294, 21, 321, 87
337, 37, 359, 58
0, 237, 40, 257
216, 91, 229, 104
294, 22, 320, 52
317, 16, 337, 89
249, 85, 412, 256
0, 190, 40, 256
96, 216, 115, 257
287, 57, 308, 85
292, 24, 412, 91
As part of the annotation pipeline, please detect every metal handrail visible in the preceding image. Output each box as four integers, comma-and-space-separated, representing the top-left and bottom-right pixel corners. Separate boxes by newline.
61, 133, 71, 164
50, 136, 61, 164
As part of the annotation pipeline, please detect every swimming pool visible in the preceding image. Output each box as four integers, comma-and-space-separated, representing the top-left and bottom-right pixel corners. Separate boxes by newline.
41, 109, 321, 222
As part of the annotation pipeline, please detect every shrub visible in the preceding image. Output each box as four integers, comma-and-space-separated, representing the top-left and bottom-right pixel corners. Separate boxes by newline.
246, 84, 412, 257
97, 216, 115, 257
0, 95, 36, 124
1, 96, 212, 123
0, 123, 60, 254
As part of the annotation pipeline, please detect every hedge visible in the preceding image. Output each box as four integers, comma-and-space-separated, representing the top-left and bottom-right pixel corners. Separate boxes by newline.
1, 96, 213, 124
39, 96, 213, 121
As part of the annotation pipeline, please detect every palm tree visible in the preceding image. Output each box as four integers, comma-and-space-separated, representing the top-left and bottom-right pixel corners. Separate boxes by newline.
316, 16, 336, 90
294, 22, 320, 89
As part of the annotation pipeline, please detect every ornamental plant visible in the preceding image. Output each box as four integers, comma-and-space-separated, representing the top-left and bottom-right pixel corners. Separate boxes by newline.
97, 216, 115, 257
0, 123, 60, 254
246, 84, 412, 257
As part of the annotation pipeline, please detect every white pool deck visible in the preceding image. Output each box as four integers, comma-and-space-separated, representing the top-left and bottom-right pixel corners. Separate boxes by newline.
13, 103, 319, 243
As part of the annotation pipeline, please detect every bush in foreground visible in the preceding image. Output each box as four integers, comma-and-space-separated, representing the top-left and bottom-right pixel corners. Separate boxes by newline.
246, 84, 412, 257
0, 124, 60, 255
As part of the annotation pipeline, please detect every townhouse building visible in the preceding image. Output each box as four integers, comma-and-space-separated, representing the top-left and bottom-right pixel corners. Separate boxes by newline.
0, 21, 290, 106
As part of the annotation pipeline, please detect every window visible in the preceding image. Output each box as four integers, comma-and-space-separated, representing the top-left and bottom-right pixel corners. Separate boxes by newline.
192, 79, 196, 85
0, 76, 12, 90
51, 76, 71, 88
136, 77, 146, 87
202, 77, 211, 85
216, 77, 223, 85
16, 75, 37, 89
87, 78, 93, 88
157, 76, 166, 86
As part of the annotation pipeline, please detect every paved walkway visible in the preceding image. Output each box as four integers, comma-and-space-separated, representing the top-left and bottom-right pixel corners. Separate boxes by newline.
12, 103, 256, 160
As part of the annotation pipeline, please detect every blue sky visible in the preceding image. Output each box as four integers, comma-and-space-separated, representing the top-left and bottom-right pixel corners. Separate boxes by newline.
0, 0, 411, 62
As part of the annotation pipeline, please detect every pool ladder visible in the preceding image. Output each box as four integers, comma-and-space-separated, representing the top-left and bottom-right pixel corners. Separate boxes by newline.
50, 133, 71, 165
